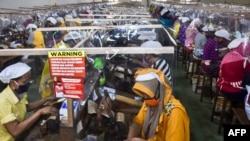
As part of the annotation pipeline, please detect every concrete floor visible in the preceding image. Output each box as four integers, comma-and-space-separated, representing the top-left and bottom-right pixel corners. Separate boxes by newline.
172, 58, 223, 141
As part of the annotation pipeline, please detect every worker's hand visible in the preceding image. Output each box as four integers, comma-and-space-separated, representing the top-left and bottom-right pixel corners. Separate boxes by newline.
45, 94, 57, 102
38, 106, 58, 116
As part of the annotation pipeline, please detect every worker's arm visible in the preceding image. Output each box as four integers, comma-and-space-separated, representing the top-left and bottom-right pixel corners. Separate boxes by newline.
26, 94, 57, 112
4, 106, 58, 138
130, 58, 149, 68
127, 122, 143, 140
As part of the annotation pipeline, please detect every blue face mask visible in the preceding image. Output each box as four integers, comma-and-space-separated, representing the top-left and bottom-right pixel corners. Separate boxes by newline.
15, 81, 31, 94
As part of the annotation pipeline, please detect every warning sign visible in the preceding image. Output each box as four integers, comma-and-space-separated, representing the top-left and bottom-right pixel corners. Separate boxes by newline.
48, 51, 86, 77
48, 50, 86, 99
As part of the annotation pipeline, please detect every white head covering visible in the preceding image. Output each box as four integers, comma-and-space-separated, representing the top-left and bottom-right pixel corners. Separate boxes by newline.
215, 29, 231, 40
140, 41, 162, 55
202, 25, 214, 32
26, 23, 37, 30
181, 17, 190, 23
189, 18, 202, 28
47, 17, 57, 25
160, 8, 169, 16
228, 38, 243, 49
56, 17, 65, 23
0, 62, 31, 84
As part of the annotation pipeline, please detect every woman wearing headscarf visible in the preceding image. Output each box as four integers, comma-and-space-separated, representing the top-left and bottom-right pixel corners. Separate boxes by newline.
184, 18, 202, 48
217, 37, 250, 102
127, 68, 190, 141
0, 62, 58, 141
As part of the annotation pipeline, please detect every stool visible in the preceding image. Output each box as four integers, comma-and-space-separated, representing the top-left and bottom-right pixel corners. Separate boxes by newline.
231, 108, 250, 125
195, 66, 217, 102
182, 47, 193, 69
186, 53, 201, 78
176, 42, 184, 61
210, 91, 244, 134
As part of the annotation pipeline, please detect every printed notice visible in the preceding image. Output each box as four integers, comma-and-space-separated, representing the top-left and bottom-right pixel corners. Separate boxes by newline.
48, 51, 86, 77
48, 50, 86, 99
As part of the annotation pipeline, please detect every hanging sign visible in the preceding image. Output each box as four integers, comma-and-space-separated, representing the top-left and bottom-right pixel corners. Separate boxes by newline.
48, 50, 86, 99
48, 50, 86, 77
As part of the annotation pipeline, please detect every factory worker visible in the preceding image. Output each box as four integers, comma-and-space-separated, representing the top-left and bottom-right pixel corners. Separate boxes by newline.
25, 23, 45, 48
127, 68, 190, 141
0, 62, 57, 141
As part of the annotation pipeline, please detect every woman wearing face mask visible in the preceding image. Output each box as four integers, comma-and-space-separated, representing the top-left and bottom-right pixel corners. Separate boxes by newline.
126, 68, 190, 141
0, 62, 58, 141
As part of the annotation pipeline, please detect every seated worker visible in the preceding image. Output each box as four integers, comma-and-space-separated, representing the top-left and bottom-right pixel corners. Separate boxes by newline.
193, 24, 215, 59
0, 62, 58, 141
56, 17, 67, 36
177, 17, 190, 45
64, 14, 81, 27
184, 18, 202, 48
126, 68, 190, 141
39, 31, 83, 98
130, 34, 172, 85
44, 17, 63, 48
217, 37, 250, 102
192, 24, 206, 59
201, 29, 231, 75
158, 8, 174, 28
173, 16, 182, 39
25, 23, 45, 48
56, 17, 66, 28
